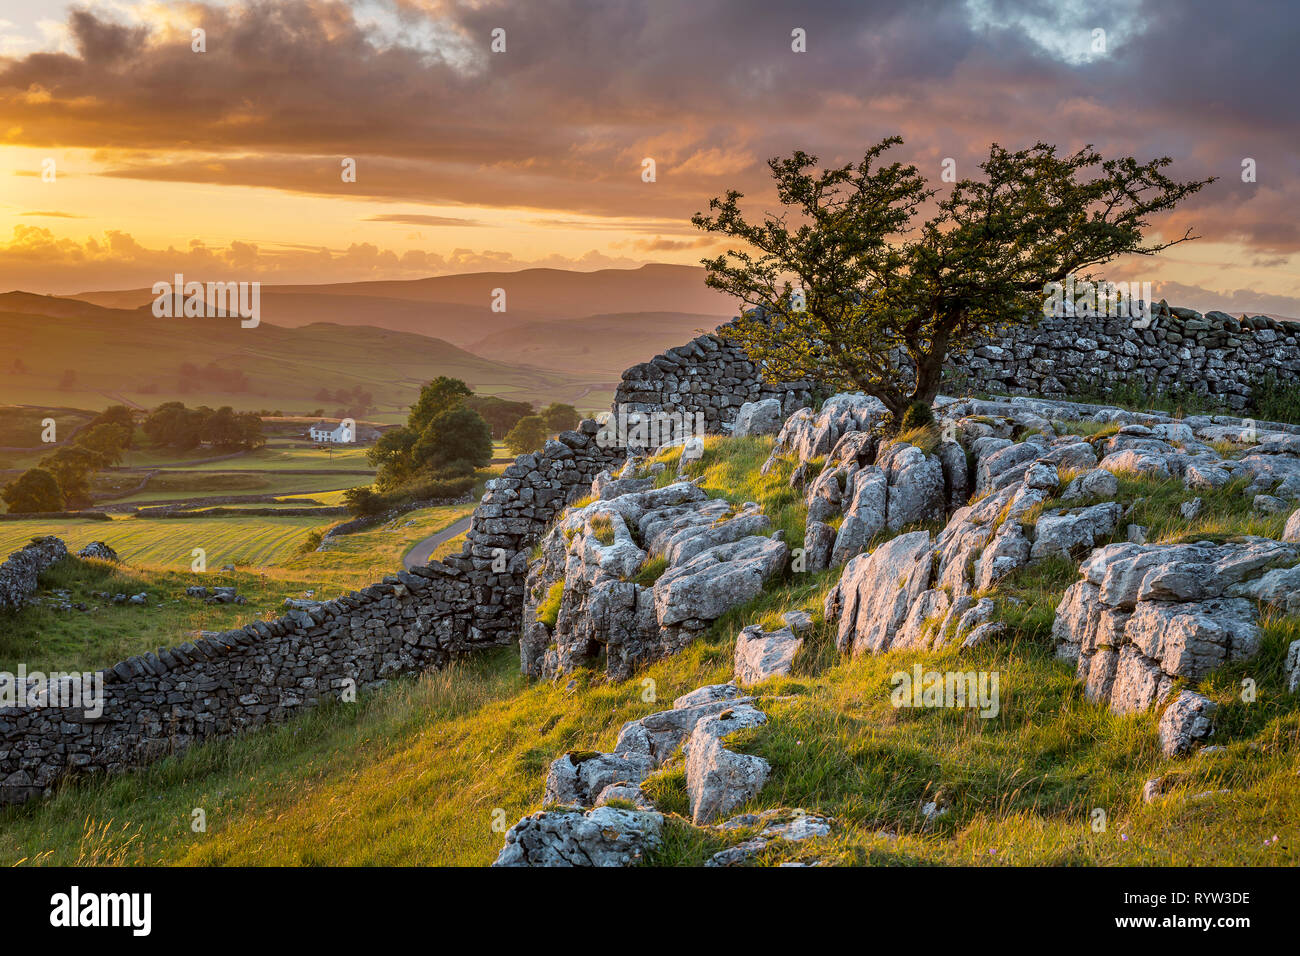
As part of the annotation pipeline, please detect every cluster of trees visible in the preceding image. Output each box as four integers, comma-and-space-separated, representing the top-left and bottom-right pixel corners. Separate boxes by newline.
346, 381, 581, 515
465, 395, 534, 438
365, 377, 493, 493
503, 403, 580, 456
142, 402, 265, 451
2, 405, 136, 513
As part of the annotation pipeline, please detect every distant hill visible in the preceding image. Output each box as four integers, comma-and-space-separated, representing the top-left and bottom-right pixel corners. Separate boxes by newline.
69, 263, 733, 321
467, 312, 726, 377
0, 300, 607, 422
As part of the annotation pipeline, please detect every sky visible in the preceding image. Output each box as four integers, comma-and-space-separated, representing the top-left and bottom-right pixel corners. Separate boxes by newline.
0, 0, 1296, 313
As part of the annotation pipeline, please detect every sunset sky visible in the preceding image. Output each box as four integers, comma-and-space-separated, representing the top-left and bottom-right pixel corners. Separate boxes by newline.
0, 0, 1296, 314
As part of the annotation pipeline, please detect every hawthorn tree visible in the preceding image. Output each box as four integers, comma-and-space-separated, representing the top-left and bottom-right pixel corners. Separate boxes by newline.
692, 137, 1213, 421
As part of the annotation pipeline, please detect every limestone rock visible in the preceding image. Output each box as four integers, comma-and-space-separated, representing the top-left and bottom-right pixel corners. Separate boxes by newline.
544, 750, 656, 807
734, 624, 803, 686
493, 806, 663, 867
731, 399, 785, 437
685, 704, 770, 824
1157, 691, 1218, 758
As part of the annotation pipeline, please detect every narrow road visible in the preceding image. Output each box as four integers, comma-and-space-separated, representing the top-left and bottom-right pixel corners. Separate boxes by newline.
403, 516, 472, 569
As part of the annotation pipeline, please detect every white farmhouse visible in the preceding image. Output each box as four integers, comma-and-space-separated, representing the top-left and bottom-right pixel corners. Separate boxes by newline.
308, 421, 355, 443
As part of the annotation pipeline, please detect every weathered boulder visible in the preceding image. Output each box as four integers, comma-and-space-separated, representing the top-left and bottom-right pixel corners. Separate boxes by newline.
684, 703, 770, 824
1029, 502, 1123, 562
1054, 539, 1294, 712
1285, 508, 1300, 543
1157, 691, 1218, 758
734, 624, 802, 685
830, 467, 887, 566
731, 399, 785, 437
544, 750, 657, 807
1061, 468, 1119, 502
833, 530, 933, 656
802, 520, 836, 572
493, 806, 663, 867
613, 683, 749, 765
879, 441, 946, 531
653, 535, 788, 627
706, 809, 834, 866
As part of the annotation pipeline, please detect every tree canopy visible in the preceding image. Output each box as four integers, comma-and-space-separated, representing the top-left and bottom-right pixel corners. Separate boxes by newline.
368, 377, 492, 489
2, 468, 64, 514
504, 414, 550, 456
692, 137, 1213, 420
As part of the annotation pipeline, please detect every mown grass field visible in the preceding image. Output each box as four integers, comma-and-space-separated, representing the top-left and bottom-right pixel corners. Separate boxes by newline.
0, 502, 476, 675
3, 431, 1296, 867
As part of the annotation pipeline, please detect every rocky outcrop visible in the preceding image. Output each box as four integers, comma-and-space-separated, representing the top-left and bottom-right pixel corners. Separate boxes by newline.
1157, 690, 1218, 757
495, 680, 775, 865
522, 476, 788, 681
730, 398, 785, 437
765, 393, 889, 468
705, 809, 834, 866
1053, 539, 1296, 713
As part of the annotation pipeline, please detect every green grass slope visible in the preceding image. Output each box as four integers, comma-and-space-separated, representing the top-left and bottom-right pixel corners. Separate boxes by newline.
2, 432, 1297, 866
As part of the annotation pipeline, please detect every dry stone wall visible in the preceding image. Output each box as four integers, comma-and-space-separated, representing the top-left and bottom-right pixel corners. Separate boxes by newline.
0, 422, 623, 806
618, 307, 1300, 427
613, 321, 815, 439
950, 307, 1299, 411
5, 300, 1294, 806
0, 536, 68, 612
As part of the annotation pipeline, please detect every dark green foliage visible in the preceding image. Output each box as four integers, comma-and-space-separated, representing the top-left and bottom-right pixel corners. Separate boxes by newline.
368, 378, 492, 489
466, 395, 534, 438
539, 402, 580, 433
504, 414, 549, 456
899, 400, 934, 432
1248, 370, 1300, 425
1, 467, 65, 513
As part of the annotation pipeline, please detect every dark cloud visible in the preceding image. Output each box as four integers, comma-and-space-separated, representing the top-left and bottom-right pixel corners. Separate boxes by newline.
0, 0, 1296, 249
363, 213, 486, 227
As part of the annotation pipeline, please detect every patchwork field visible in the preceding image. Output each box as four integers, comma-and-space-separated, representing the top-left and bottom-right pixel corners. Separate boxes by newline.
0, 501, 477, 676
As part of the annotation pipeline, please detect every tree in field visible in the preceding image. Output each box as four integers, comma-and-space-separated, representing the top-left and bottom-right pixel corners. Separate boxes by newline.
411, 405, 493, 474
504, 414, 550, 456
368, 377, 491, 488
2, 468, 64, 513
38, 445, 106, 506
84, 405, 136, 447
692, 137, 1213, 421
539, 402, 580, 433
75, 423, 131, 463
143, 401, 207, 449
